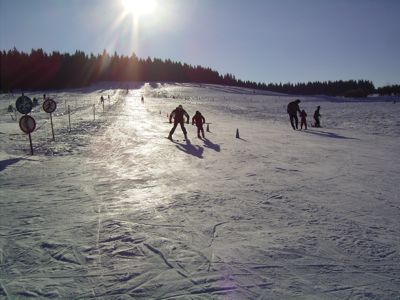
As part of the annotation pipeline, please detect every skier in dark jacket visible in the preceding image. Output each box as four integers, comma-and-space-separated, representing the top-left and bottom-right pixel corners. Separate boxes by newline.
287, 99, 301, 130
313, 106, 321, 128
168, 105, 189, 140
192, 111, 206, 138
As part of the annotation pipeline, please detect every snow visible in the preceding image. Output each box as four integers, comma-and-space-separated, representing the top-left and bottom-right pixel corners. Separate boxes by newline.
0, 83, 399, 299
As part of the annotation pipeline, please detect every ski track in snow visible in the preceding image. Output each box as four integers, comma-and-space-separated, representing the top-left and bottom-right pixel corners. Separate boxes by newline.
0, 83, 399, 299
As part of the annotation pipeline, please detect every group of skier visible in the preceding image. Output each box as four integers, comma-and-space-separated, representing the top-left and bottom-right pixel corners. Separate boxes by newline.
167, 99, 323, 140
167, 105, 206, 141
287, 99, 321, 130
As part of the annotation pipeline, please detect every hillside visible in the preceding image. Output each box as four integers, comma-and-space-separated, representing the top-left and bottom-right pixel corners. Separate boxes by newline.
0, 83, 399, 299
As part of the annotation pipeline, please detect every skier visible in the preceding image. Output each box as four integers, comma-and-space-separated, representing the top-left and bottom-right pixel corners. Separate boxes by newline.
299, 109, 307, 130
287, 99, 301, 130
168, 105, 189, 140
192, 111, 206, 138
314, 106, 321, 128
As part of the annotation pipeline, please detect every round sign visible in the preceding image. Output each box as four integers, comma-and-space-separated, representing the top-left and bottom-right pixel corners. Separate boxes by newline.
19, 115, 36, 134
43, 98, 57, 113
16, 95, 33, 114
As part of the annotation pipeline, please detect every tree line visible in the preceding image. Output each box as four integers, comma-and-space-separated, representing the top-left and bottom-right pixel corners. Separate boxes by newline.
1, 48, 398, 97
375, 84, 400, 96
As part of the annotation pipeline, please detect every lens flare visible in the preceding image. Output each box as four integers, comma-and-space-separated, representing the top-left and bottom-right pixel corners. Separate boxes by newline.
122, 0, 157, 16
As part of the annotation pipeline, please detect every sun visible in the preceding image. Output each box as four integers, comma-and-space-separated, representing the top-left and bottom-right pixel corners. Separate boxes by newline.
122, 0, 157, 16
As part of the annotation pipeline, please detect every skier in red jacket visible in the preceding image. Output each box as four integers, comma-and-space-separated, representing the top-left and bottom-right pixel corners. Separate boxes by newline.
192, 111, 206, 138
168, 105, 189, 140
299, 109, 307, 130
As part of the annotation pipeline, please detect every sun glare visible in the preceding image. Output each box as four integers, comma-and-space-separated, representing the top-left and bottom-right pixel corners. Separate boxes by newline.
122, 0, 157, 16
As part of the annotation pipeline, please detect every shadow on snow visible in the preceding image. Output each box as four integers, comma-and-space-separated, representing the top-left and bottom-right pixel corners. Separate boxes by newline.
0, 157, 32, 172
203, 138, 221, 152
304, 129, 359, 140
175, 140, 204, 158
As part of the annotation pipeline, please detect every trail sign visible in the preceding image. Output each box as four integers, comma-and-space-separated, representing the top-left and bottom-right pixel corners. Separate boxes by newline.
19, 115, 36, 155
43, 98, 56, 141
19, 115, 36, 134
43, 98, 57, 113
16, 95, 33, 114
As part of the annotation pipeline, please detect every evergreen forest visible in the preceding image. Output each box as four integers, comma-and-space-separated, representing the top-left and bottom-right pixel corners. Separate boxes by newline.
1, 48, 399, 97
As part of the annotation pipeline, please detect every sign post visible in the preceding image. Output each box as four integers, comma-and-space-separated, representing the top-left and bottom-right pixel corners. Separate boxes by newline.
68, 105, 71, 132
19, 115, 36, 155
43, 98, 57, 141
50, 114, 55, 141
16, 95, 36, 154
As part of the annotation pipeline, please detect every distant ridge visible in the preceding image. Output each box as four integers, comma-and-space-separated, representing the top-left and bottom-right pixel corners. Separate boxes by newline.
1, 48, 398, 96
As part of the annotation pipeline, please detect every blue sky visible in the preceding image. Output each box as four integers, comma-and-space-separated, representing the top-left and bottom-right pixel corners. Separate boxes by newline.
1, 0, 399, 87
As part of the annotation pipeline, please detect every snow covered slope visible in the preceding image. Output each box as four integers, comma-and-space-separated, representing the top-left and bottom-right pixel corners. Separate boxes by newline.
0, 83, 399, 299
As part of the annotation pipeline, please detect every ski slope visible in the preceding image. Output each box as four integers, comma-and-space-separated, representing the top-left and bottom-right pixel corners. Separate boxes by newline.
0, 83, 399, 299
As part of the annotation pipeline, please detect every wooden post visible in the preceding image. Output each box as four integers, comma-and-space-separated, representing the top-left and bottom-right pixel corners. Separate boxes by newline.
28, 133, 34, 155
68, 105, 71, 132
206, 124, 210, 132
50, 113, 55, 141
93, 104, 96, 120
236, 128, 240, 139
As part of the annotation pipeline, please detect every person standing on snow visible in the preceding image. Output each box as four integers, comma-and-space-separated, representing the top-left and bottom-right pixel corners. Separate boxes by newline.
192, 111, 206, 138
287, 99, 301, 130
299, 109, 308, 130
168, 105, 190, 140
314, 106, 321, 128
